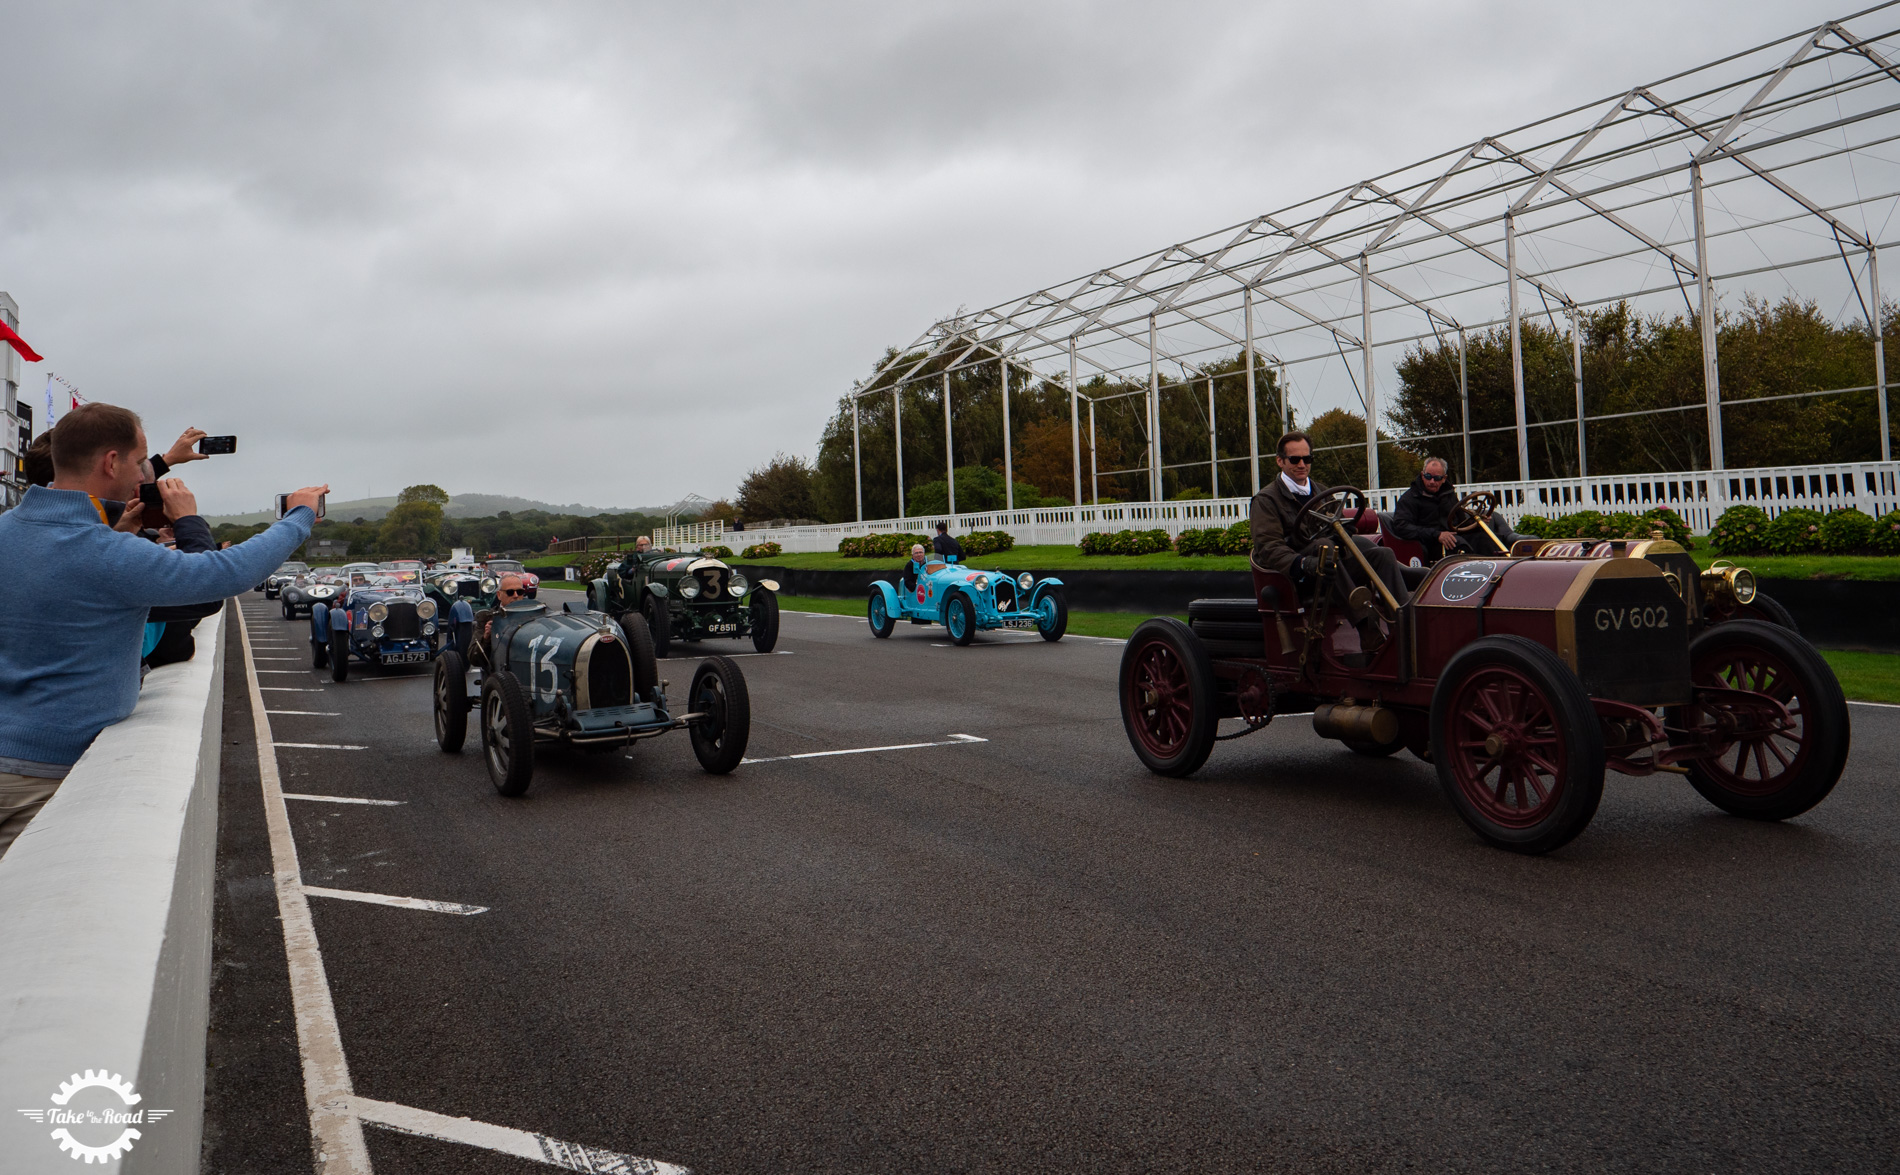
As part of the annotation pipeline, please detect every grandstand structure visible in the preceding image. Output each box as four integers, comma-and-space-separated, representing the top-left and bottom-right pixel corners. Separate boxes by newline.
816, 5, 1900, 548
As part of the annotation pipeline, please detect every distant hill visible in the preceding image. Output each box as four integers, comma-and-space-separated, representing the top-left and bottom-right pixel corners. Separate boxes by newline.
206, 493, 667, 526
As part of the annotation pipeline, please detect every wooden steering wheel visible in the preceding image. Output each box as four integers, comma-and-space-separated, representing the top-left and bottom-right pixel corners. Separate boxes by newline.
1445, 491, 1500, 534
1290, 486, 1371, 546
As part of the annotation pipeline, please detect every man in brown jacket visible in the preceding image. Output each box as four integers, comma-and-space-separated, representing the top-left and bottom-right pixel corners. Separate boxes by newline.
1250, 431, 1410, 643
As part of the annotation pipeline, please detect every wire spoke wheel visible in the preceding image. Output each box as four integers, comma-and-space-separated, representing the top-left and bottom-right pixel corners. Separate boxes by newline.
480, 670, 534, 796
1677, 619, 1848, 820
868, 590, 894, 638
1446, 667, 1565, 827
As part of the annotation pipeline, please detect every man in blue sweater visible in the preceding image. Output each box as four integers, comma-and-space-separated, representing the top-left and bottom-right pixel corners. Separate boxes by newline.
0, 403, 327, 857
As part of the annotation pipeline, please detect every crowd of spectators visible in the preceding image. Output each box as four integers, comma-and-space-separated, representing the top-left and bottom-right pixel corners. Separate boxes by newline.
0, 402, 326, 859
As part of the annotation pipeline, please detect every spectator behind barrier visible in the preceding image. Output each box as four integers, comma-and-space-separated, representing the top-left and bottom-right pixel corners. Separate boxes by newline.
0, 402, 328, 858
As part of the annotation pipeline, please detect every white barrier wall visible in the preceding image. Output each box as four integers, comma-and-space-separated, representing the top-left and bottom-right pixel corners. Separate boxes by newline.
730, 460, 1900, 553
0, 609, 226, 1174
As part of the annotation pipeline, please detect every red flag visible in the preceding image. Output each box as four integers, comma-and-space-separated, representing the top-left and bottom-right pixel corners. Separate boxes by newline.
0, 321, 43, 363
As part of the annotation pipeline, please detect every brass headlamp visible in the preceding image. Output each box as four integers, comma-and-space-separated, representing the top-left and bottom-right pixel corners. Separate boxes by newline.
1699, 559, 1758, 608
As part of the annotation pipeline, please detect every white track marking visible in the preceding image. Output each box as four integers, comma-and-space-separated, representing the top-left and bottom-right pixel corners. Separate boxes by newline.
258, 669, 318, 674
1848, 699, 1900, 709
269, 710, 342, 716
302, 886, 488, 915
282, 794, 406, 806
349, 1097, 687, 1174
262, 687, 326, 692
255, 657, 305, 660
658, 651, 793, 660
742, 733, 986, 765
274, 742, 368, 750
236, 606, 373, 1173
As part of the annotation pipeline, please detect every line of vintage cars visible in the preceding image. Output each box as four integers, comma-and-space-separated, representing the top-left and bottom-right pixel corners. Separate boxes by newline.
256, 513, 1854, 856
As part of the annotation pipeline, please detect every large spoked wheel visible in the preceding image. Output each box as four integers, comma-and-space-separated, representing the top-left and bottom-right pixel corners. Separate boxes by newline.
1036, 589, 1068, 642
1290, 485, 1370, 545
686, 656, 751, 774
1431, 635, 1605, 854
481, 669, 535, 796
751, 589, 780, 653
434, 649, 469, 753
330, 631, 350, 683
945, 593, 977, 646
1677, 619, 1848, 820
618, 611, 660, 702
1736, 593, 1800, 634
641, 597, 672, 659
1119, 617, 1218, 777
868, 590, 895, 638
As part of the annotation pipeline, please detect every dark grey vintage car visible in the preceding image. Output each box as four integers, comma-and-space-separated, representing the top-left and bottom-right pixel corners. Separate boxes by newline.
257, 561, 308, 598
588, 550, 780, 658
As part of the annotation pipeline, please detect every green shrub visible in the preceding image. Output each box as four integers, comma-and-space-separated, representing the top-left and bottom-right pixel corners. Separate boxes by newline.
1516, 515, 1556, 538
1173, 527, 1224, 556
1554, 509, 1607, 538
699, 544, 734, 559
1642, 506, 1694, 547
961, 530, 1015, 556
1818, 507, 1875, 553
1872, 509, 1900, 555
1079, 528, 1171, 556
1171, 487, 1210, 501
740, 541, 782, 560
837, 532, 930, 558
1763, 507, 1824, 554
578, 553, 612, 582
1709, 504, 1772, 555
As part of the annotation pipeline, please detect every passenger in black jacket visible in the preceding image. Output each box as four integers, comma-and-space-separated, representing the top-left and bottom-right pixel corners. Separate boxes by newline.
1389, 457, 1516, 561
932, 522, 963, 560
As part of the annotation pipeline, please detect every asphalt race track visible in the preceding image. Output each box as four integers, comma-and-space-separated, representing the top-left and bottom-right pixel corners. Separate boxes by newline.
205, 594, 1900, 1174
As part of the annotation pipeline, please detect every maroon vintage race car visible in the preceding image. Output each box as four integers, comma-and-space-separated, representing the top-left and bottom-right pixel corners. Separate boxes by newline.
1119, 486, 1850, 854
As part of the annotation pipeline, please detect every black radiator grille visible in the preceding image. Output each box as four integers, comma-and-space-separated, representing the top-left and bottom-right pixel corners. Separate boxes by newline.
381, 601, 421, 640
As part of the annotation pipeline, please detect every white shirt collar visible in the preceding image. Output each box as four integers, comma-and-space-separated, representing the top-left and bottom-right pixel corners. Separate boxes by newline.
1280, 471, 1313, 497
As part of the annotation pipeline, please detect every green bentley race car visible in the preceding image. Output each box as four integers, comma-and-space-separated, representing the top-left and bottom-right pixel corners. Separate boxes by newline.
588, 549, 780, 658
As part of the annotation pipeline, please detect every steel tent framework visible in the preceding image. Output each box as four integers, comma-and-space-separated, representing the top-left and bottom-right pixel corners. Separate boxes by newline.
841, 5, 1900, 525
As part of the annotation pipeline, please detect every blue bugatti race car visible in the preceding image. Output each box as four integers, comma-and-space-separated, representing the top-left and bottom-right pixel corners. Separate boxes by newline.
867, 556, 1067, 645
310, 576, 444, 681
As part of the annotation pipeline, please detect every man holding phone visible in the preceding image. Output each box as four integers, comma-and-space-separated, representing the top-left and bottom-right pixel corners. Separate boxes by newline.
0, 403, 326, 858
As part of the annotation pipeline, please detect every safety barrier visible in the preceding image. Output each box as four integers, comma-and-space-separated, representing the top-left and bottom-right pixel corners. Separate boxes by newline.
0, 608, 226, 1173
728, 460, 1900, 553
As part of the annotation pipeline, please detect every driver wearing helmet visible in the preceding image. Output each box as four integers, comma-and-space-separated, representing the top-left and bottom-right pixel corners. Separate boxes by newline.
1250, 431, 1410, 647
1389, 456, 1517, 562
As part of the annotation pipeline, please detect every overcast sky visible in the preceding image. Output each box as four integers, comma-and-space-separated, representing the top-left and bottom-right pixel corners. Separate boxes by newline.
0, 0, 1841, 514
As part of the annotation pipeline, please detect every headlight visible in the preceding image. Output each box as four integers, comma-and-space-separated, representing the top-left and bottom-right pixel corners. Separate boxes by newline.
680, 581, 700, 599
1017, 573, 1033, 591
416, 599, 437, 619
371, 624, 385, 638
480, 577, 498, 593
974, 576, 990, 591
728, 573, 749, 596
423, 621, 437, 635
442, 581, 458, 595
1732, 567, 1757, 605
367, 603, 388, 623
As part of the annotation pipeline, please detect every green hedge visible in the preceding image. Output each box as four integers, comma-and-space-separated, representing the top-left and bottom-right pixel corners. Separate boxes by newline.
699, 544, 734, 559
1710, 503, 1900, 555
837, 532, 930, 558
740, 541, 782, 560
1079, 528, 1171, 555
1874, 510, 1900, 555
1174, 520, 1250, 556
960, 530, 1015, 556
1514, 506, 1692, 545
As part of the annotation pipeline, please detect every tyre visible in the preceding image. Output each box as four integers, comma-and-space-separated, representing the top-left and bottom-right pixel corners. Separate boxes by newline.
1035, 589, 1068, 642
330, 631, 350, 683
1187, 598, 1261, 624
945, 593, 977, 646
313, 638, 328, 669
642, 597, 672, 659
1430, 635, 1605, 854
1738, 593, 1800, 634
867, 589, 895, 638
1677, 619, 1849, 820
618, 611, 660, 702
686, 656, 751, 774
434, 650, 468, 753
751, 589, 780, 653
481, 670, 535, 796
282, 600, 294, 621
1119, 617, 1219, 777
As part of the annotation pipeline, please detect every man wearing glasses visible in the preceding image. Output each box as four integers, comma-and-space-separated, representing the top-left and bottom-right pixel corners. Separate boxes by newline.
1390, 456, 1517, 562
1249, 430, 1410, 648
469, 574, 528, 667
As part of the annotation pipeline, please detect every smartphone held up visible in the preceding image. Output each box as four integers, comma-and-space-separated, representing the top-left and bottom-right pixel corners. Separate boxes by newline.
277, 492, 327, 520
197, 435, 237, 455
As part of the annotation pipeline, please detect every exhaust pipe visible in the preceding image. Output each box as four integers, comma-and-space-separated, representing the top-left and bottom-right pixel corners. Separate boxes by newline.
1312, 702, 1398, 746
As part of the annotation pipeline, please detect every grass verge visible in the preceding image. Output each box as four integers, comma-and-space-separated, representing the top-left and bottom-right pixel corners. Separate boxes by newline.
741, 545, 1250, 571
1687, 551, 1900, 580
1818, 649, 1900, 704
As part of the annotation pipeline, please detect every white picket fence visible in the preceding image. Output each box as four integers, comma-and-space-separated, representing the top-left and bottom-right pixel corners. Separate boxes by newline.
732, 461, 1900, 554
